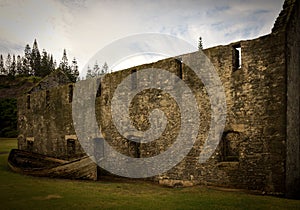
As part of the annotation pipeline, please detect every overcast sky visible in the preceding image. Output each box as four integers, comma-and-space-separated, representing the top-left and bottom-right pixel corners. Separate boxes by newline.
0, 0, 284, 76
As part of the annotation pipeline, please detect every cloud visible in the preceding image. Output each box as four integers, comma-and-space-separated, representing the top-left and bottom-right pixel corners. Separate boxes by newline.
82, 33, 196, 75
0, 38, 23, 54
0, 0, 285, 76
0, 0, 74, 62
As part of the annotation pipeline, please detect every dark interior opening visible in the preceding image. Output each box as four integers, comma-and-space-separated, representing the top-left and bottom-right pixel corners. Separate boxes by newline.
131, 69, 137, 90
96, 81, 102, 97
233, 44, 242, 70
68, 85, 73, 103
27, 95, 30, 109
176, 58, 183, 79
46, 90, 50, 107
27, 140, 33, 152
221, 131, 240, 162
67, 139, 76, 158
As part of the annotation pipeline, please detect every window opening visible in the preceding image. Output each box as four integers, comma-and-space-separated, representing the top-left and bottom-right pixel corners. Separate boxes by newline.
27, 95, 30, 109
131, 69, 137, 90
128, 135, 141, 158
221, 132, 240, 162
96, 80, 101, 97
68, 85, 73, 103
177, 58, 183, 79
46, 90, 50, 107
26, 139, 34, 151
233, 45, 242, 70
93, 138, 104, 160
67, 139, 76, 157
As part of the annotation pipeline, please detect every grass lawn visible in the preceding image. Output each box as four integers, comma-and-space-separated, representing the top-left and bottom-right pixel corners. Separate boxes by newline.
0, 138, 299, 210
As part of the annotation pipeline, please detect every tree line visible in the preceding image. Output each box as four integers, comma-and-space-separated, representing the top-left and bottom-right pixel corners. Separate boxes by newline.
0, 39, 79, 82
86, 61, 109, 79
0, 37, 203, 82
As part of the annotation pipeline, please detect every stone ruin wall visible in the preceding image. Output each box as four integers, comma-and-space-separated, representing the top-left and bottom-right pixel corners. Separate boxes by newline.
17, 84, 84, 160
286, 0, 300, 198
18, 29, 288, 194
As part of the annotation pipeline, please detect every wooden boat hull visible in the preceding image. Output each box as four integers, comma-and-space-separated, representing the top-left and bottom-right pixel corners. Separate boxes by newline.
8, 149, 97, 180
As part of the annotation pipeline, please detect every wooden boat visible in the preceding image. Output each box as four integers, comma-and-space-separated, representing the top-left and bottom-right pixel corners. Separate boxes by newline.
7, 149, 97, 180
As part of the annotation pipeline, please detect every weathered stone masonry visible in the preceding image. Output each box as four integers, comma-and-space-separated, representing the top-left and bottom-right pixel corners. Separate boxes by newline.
284, 0, 300, 199
17, 0, 300, 198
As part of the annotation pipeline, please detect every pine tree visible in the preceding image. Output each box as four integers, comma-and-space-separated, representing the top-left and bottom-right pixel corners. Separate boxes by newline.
198, 37, 203, 50
49, 55, 55, 71
31, 39, 41, 76
101, 62, 109, 74
9, 55, 16, 77
70, 57, 79, 82
16, 55, 22, 75
0, 54, 6, 75
5, 54, 11, 75
41, 49, 51, 77
59, 49, 70, 75
53, 60, 57, 69
86, 65, 93, 79
23, 44, 32, 75
93, 61, 100, 76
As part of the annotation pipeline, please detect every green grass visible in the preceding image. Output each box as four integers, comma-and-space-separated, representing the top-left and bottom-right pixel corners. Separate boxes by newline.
0, 138, 299, 209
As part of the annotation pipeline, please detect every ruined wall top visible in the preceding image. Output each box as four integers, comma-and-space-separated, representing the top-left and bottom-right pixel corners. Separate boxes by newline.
272, 0, 297, 33
28, 69, 71, 93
